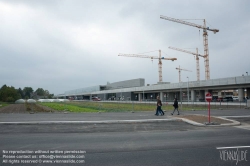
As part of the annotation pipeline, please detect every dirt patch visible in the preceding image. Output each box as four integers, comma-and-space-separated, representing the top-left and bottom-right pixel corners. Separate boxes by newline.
26, 103, 55, 113
0, 104, 27, 113
178, 115, 233, 124
0, 103, 56, 113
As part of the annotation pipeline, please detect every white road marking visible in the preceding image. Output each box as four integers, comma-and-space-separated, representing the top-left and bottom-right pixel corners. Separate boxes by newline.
220, 115, 250, 118
234, 125, 250, 131
217, 146, 250, 149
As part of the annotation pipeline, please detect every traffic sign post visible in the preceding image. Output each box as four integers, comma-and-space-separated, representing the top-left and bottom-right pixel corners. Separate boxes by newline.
205, 93, 212, 123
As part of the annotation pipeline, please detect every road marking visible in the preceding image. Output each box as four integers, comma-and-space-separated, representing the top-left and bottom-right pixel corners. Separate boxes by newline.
216, 146, 250, 149
221, 115, 250, 118
0, 119, 178, 124
234, 125, 250, 131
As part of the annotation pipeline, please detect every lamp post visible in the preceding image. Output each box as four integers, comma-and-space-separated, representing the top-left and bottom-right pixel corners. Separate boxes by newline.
187, 77, 189, 103
246, 72, 248, 76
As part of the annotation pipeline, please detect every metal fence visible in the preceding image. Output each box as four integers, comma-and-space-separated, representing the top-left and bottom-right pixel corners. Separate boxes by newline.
71, 99, 249, 112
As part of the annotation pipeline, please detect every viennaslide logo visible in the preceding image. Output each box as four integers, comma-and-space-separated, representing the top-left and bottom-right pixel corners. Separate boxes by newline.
217, 146, 250, 165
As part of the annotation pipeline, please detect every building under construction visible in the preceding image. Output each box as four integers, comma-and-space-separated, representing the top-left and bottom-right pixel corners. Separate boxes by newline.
56, 76, 250, 102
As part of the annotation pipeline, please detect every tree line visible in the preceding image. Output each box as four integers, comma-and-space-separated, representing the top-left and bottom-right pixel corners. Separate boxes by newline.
0, 85, 54, 102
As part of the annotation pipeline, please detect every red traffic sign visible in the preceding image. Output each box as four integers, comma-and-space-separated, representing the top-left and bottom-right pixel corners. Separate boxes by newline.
205, 93, 212, 102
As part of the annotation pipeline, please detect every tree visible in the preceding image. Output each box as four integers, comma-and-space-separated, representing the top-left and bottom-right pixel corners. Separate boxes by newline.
0, 85, 21, 102
17, 88, 24, 99
0, 85, 54, 101
35, 88, 45, 96
44, 90, 50, 96
0, 85, 8, 101
23, 87, 33, 99
48, 93, 54, 99
43, 90, 54, 99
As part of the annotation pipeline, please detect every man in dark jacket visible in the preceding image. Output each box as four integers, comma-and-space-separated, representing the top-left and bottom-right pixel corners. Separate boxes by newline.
171, 98, 179, 115
155, 96, 164, 116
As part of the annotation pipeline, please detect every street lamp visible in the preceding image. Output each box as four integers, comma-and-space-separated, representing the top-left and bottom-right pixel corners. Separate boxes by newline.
187, 77, 189, 103
246, 72, 248, 76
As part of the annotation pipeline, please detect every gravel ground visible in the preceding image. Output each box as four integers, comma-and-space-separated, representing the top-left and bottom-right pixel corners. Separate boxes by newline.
178, 115, 233, 124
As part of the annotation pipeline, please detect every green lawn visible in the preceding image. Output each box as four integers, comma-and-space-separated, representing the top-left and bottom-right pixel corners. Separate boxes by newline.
38, 101, 210, 113
0, 102, 9, 108
39, 102, 99, 112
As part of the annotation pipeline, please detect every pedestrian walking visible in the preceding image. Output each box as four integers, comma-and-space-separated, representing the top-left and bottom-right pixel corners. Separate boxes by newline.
171, 98, 180, 115
155, 96, 164, 116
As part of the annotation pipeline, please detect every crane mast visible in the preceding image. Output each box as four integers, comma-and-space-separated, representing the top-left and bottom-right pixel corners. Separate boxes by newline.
169, 46, 205, 81
203, 20, 210, 80
196, 48, 200, 81
176, 65, 192, 82
159, 50, 162, 82
118, 50, 177, 82
160, 15, 219, 80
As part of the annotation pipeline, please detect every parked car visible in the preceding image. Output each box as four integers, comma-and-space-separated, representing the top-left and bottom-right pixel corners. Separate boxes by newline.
223, 96, 233, 102
217, 97, 223, 102
232, 96, 239, 101
92, 97, 101, 101
212, 96, 218, 102
199, 99, 205, 102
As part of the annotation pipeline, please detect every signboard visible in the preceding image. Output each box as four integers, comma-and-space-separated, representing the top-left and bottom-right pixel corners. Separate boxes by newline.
205, 93, 212, 102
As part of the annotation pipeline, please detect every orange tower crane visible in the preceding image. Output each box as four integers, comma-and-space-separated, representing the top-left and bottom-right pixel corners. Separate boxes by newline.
176, 65, 192, 82
118, 50, 177, 82
169, 46, 205, 81
160, 15, 219, 80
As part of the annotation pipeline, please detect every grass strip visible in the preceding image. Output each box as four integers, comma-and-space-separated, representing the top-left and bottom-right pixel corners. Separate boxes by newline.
39, 103, 99, 112
39, 101, 210, 113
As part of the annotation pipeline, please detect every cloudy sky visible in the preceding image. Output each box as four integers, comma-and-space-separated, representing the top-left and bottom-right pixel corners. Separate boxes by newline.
0, 0, 249, 95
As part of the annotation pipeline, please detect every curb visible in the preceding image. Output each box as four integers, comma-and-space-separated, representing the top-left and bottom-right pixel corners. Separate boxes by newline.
0, 116, 242, 126
220, 115, 250, 118
175, 116, 241, 127
0, 118, 178, 125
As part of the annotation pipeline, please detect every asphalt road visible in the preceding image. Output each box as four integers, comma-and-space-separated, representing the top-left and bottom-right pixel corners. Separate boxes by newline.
1, 109, 250, 166
1, 121, 250, 166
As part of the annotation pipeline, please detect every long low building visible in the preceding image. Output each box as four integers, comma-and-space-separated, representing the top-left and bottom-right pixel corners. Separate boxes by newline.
55, 76, 250, 102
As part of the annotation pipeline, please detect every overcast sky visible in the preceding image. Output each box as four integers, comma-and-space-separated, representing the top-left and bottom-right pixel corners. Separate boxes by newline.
0, 0, 249, 95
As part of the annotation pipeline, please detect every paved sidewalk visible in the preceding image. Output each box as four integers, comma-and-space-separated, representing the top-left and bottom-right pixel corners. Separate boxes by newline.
0, 111, 169, 121
1, 109, 249, 126
0, 111, 178, 124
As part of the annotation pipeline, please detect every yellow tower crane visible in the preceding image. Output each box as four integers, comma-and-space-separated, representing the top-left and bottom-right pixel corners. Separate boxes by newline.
169, 46, 205, 81
118, 50, 177, 82
160, 15, 219, 80
176, 65, 192, 82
